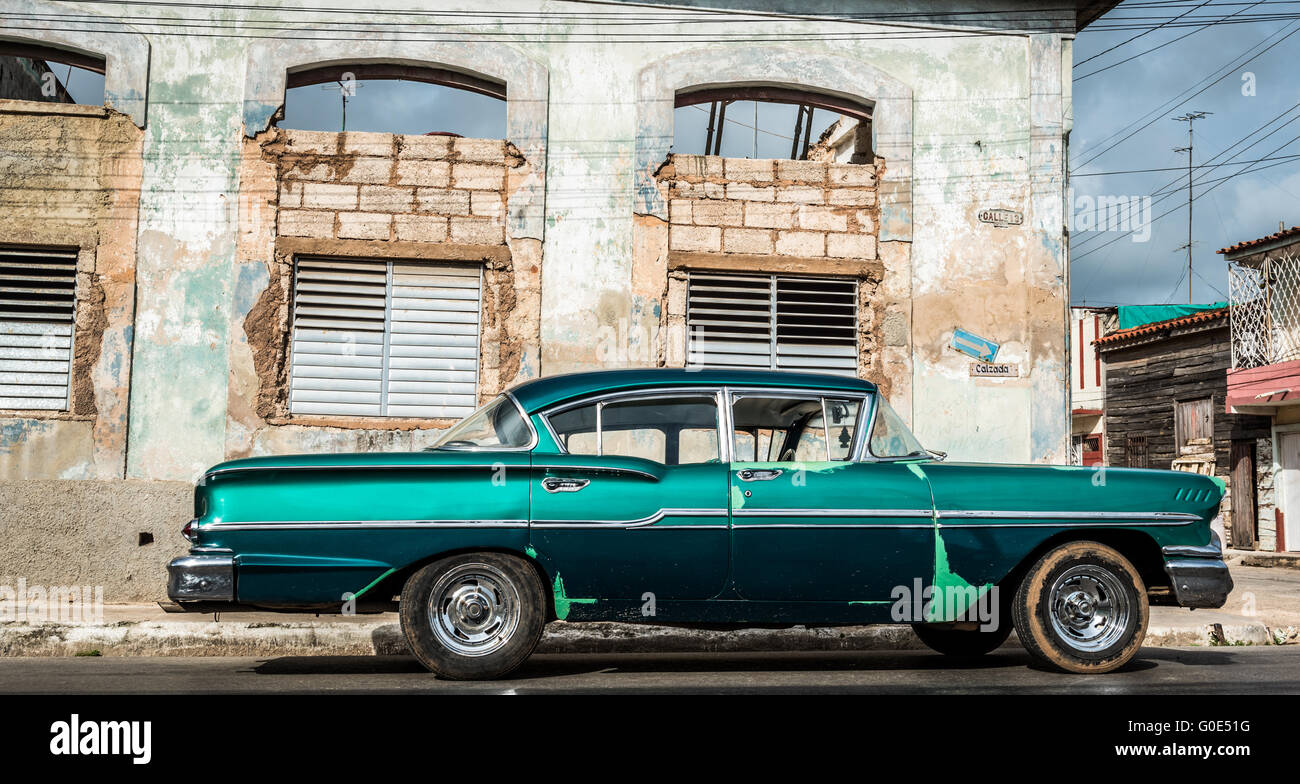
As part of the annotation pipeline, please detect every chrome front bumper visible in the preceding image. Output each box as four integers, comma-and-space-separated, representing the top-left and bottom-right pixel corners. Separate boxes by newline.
1162, 535, 1233, 609
167, 554, 235, 602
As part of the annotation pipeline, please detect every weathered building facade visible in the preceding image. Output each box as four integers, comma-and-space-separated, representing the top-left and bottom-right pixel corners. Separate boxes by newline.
0, 0, 1103, 598
1095, 309, 1273, 549
1222, 224, 1300, 551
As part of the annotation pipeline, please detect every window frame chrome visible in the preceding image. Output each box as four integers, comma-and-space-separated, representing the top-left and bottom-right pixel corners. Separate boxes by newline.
858, 391, 931, 462
539, 386, 728, 464
723, 386, 871, 464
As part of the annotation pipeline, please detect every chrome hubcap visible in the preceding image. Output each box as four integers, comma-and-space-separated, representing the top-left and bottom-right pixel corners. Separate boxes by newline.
427, 564, 520, 657
1049, 564, 1131, 653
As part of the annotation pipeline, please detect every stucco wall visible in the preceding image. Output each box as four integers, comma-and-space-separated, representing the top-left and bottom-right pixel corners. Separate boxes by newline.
1, 0, 1073, 478
0, 480, 190, 601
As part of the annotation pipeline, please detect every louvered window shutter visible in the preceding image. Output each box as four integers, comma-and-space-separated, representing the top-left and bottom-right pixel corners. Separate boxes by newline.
0, 248, 77, 410
686, 272, 857, 376
289, 257, 481, 418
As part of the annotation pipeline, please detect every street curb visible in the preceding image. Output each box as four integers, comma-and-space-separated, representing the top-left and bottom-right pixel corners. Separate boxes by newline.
1238, 554, 1300, 570
1, 618, 1294, 658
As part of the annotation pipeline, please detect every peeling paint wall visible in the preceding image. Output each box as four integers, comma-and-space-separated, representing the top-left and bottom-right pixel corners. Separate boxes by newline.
0, 105, 143, 480
0, 0, 1076, 484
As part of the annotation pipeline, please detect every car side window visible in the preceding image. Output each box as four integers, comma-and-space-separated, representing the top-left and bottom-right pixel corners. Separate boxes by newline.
731, 395, 862, 462
545, 395, 720, 465
547, 403, 599, 455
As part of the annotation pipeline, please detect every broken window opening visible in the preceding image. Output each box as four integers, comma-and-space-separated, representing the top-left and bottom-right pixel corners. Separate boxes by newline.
673, 87, 873, 163
0, 42, 105, 105
280, 64, 506, 138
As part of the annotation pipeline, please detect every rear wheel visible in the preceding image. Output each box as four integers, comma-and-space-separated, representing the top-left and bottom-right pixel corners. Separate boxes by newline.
399, 552, 546, 680
1012, 541, 1148, 674
913, 621, 1013, 657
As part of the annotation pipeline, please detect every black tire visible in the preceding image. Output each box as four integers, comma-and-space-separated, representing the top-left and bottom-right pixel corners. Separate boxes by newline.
913, 621, 1013, 657
1012, 540, 1149, 674
399, 552, 546, 680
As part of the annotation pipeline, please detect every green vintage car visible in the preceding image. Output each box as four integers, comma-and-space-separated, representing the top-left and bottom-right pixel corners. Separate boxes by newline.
167, 369, 1231, 678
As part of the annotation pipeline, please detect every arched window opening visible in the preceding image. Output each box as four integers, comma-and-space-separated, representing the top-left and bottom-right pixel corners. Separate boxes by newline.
673, 87, 873, 164
279, 64, 506, 138
0, 42, 105, 105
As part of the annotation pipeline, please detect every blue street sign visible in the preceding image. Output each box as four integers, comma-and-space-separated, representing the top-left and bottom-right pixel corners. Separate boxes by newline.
950, 328, 1000, 362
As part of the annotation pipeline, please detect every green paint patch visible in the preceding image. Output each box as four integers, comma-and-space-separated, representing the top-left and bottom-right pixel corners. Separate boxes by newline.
730, 485, 746, 510
1209, 475, 1226, 493
925, 532, 994, 623
351, 568, 397, 600
524, 544, 538, 559
906, 463, 928, 480
551, 573, 596, 620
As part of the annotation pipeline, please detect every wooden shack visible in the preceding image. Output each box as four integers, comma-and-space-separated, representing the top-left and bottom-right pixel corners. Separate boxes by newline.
1094, 306, 1271, 548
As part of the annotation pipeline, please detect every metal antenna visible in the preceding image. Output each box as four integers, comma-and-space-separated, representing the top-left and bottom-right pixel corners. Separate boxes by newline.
320, 79, 362, 132
1173, 111, 1211, 304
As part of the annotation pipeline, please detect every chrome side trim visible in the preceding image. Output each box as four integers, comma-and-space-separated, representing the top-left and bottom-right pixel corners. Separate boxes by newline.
733, 508, 934, 518
732, 523, 935, 529
203, 462, 522, 483
206, 519, 529, 531
631, 524, 730, 530
938, 510, 1201, 522
532, 508, 728, 529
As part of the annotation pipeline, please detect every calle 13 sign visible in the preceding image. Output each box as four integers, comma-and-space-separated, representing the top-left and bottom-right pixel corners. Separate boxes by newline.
978, 208, 1023, 228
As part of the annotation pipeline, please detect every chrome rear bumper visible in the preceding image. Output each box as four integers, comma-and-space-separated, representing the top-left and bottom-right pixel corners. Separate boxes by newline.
166, 554, 235, 602
1162, 533, 1233, 609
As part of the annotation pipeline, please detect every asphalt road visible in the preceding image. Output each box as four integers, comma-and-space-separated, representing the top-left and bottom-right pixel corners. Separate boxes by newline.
1, 645, 1297, 694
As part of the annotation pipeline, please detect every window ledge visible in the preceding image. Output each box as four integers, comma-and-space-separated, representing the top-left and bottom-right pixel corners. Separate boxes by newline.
669, 250, 883, 279
0, 99, 108, 119
267, 415, 459, 431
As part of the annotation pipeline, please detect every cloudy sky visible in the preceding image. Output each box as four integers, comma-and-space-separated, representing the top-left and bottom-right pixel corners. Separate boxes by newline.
1070, 0, 1300, 306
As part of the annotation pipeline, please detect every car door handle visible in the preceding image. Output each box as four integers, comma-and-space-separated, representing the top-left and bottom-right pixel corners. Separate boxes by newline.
542, 477, 591, 493
738, 469, 783, 482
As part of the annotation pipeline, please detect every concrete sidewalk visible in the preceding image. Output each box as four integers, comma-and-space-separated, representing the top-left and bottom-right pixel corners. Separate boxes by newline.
3, 565, 1297, 658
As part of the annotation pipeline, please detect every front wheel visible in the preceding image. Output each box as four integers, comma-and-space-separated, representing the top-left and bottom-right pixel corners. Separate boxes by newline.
1012, 541, 1149, 674
399, 552, 546, 680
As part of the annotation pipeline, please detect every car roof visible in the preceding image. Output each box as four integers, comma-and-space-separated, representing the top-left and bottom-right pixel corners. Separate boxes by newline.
508, 368, 877, 413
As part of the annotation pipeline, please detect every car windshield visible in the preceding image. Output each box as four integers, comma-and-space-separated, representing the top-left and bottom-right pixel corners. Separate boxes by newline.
428, 395, 532, 450
868, 394, 927, 458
